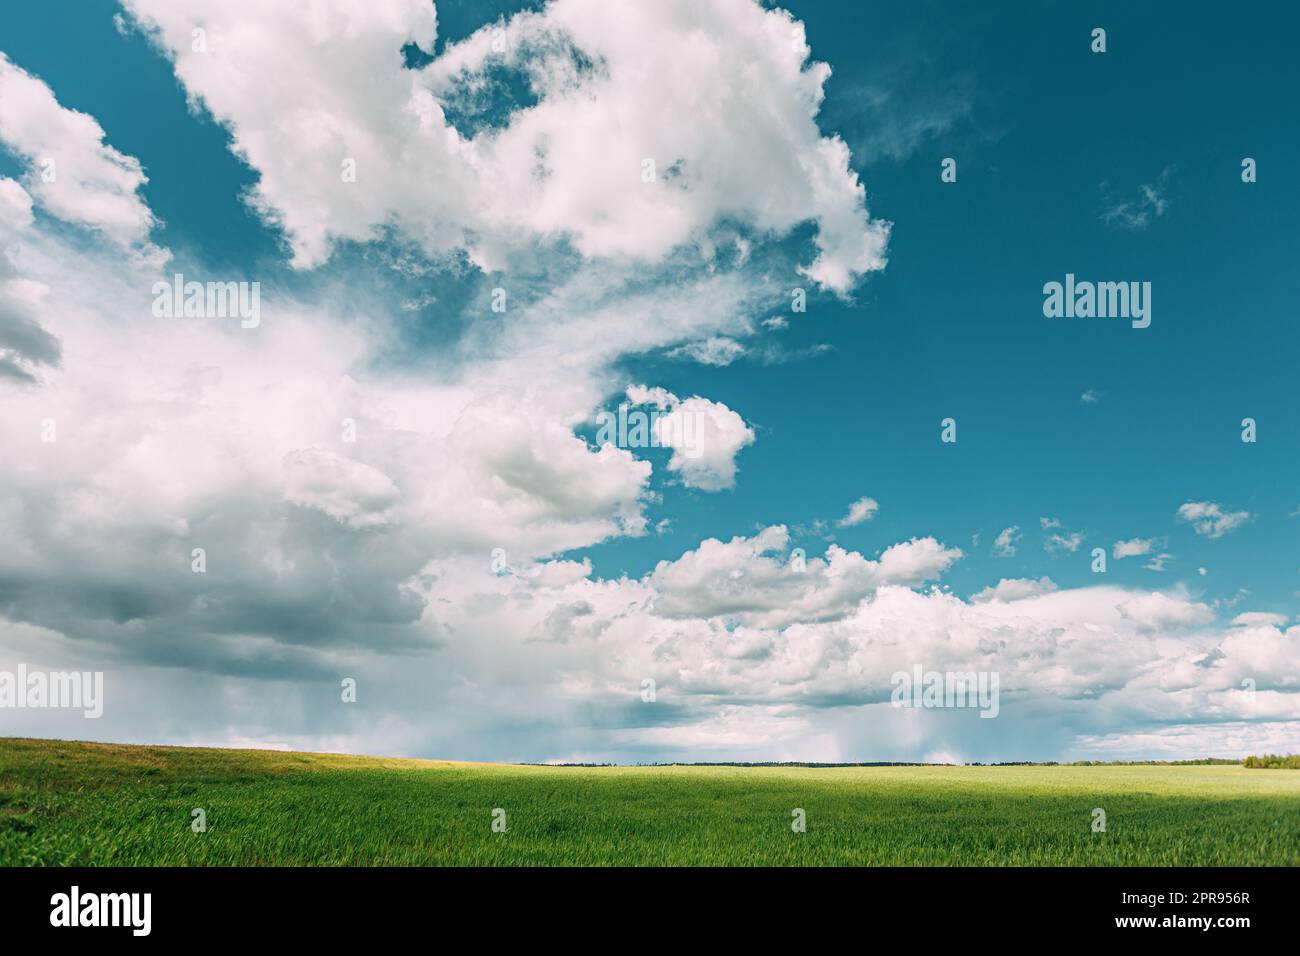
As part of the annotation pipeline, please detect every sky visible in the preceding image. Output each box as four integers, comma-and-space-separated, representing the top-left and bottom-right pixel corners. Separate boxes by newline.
0, 0, 1297, 763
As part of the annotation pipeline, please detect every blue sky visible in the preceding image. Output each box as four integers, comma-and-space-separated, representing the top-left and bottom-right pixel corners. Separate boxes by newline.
592, 1, 1299, 606
0, 0, 1296, 762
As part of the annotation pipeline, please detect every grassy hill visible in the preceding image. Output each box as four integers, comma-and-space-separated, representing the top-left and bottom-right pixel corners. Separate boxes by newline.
3, 737, 1298, 866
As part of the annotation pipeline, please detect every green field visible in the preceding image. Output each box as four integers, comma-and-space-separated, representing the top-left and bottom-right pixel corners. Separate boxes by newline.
2, 738, 1297, 866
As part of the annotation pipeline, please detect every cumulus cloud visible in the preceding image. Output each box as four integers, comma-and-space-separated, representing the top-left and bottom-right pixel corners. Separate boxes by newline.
1, 2, 1293, 767
0, 230, 662, 671
0, 176, 34, 229
643, 526, 961, 627
837, 496, 879, 528
120, 0, 889, 290
17, 347, 1284, 756
2, 1, 868, 699
282, 448, 402, 529
0, 179, 61, 382
625, 384, 755, 491
405, 567, 1294, 762
1177, 501, 1250, 538
0, 52, 164, 261
876, 536, 963, 585
0, 44, 182, 384
971, 576, 1057, 603
0, 53, 169, 383
1232, 611, 1289, 628
1117, 591, 1214, 631
1075, 722, 1300, 761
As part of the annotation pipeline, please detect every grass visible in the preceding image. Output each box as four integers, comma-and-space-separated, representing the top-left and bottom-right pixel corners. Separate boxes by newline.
2, 737, 1298, 866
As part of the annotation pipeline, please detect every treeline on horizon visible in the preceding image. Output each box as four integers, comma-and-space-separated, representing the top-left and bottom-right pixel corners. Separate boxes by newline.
1242, 753, 1300, 769
531, 755, 1299, 768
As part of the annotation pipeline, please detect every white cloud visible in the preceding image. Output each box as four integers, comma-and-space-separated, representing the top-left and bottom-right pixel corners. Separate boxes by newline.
837, 496, 879, 528
626, 384, 755, 492
666, 336, 747, 367
647, 525, 860, 625
643, 526, 961, 629
1074, 723, 1300, 761
2, 3, 1294, 767
1117, 591, 1214, 631
0, 53, 164, 262
1177, 501, 1250, 538
0, 181, 60, 383
1113, 537, 1155, 559
1100, 166, 1172, 231
0, 176, 33, 228
1142, 553, 1173, 572
482, 572, 1289, 761
0, 224, 664, 668
121, 0, 889, 290
876, 536, 963, 585
282, 448, 401, 529
992, 525, 1019, 557
1041, 517, 1084, 553
971, 576, 1057, 603
1231, 611, 1289, 628
0, 55, 168, 383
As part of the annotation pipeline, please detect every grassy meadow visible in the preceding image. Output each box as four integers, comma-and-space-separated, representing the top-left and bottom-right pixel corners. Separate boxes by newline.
2, 737, 1297, 866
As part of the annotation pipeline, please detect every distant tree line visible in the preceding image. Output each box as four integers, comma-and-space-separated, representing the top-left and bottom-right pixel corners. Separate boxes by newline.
522, 756, 1299, 768
1064, 758, 1240, 766
1243, 754, 1300, 769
